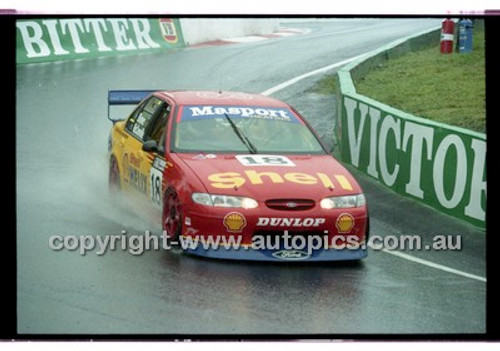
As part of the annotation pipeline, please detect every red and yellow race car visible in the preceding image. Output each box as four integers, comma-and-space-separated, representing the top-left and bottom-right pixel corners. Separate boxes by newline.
107, 90, 368, 261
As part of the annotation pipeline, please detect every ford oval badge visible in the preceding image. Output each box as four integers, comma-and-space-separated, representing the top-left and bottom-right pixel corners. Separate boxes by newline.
272, 250, 310, 260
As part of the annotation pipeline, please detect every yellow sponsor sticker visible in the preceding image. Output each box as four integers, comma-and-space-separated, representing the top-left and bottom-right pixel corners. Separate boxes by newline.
336, 213, 355, 233
223, 212, 247, 233
208, 171, 354, 189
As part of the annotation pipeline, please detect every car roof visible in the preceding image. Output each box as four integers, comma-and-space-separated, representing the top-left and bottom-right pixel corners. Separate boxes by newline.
156, 90, 290, 108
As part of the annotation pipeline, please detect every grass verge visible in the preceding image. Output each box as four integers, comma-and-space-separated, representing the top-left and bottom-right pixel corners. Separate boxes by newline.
313, 21, 485, 133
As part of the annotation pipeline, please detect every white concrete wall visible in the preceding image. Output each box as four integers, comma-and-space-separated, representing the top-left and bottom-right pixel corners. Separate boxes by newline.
179, 18, 280, 45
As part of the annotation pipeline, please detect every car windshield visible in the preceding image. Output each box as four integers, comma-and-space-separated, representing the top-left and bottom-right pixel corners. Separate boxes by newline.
172, 104, 326, 154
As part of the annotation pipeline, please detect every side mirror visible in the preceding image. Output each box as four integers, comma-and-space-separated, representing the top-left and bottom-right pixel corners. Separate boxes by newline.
142, 140, 158, 153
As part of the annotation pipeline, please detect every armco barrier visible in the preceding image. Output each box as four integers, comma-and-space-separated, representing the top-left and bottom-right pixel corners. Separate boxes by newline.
336, 27, 486, 228
16, 18, 185, 64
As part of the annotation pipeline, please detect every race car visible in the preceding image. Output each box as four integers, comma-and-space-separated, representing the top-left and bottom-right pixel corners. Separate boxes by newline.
107, 90, 368, 261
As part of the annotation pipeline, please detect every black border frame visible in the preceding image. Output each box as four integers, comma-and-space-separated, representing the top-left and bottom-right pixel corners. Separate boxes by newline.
7, 13, 499, 342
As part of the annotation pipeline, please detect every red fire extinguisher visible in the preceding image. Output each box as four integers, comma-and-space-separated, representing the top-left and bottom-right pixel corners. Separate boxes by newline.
440, 18, 455, 54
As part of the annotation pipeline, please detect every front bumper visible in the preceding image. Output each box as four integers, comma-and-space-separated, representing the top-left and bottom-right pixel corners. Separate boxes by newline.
183, 245, 367, 261
180, 202, 369, 261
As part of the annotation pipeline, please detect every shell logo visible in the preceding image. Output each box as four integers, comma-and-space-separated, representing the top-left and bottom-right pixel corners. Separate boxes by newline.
336, 213, 355, 234
223, 212, 247, 233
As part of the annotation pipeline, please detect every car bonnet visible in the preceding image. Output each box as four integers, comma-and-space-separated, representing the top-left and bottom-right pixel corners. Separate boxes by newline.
177, 153, 363, 201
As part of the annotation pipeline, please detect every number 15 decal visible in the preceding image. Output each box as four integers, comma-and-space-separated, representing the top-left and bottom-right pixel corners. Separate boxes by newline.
236, 155, 295, 167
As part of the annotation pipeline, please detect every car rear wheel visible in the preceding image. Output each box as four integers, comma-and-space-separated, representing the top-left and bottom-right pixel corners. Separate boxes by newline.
108, 156, 121, 194
163, 190, 183, 245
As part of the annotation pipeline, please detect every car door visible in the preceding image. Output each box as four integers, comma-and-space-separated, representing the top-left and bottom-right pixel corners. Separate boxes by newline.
121, 96, 164, 197
141, 101, 172, 210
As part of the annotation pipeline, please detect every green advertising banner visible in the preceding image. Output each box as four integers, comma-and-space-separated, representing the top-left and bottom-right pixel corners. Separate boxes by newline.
335, 25, 487, 229
339, 93, 486, 228
16, 18, 185, 64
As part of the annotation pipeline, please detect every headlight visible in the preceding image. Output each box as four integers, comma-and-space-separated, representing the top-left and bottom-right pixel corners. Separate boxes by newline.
320, 194, 366, 209
192, 193, 258, 209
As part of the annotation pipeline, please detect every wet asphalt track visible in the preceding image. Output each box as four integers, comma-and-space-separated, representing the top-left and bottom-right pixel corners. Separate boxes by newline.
16, 18, 486, 335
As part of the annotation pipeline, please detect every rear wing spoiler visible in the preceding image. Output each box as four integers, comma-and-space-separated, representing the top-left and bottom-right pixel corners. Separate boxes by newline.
107, 90, 157, 122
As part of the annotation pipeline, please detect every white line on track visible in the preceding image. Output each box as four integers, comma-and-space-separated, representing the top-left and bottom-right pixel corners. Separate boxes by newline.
260, 54, 486, 284
260, 53, 368, 96
382, 249, 486, 282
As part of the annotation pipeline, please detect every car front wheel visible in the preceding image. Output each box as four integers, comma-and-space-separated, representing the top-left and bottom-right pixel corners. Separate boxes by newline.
163, 190, 183, 246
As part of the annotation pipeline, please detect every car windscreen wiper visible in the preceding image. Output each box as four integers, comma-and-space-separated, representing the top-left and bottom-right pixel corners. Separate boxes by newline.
223, 113, 258, 154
